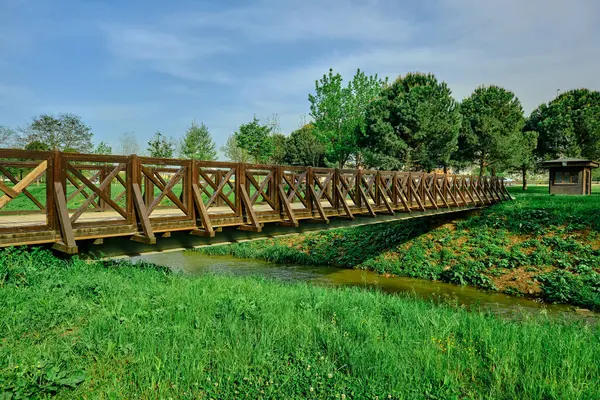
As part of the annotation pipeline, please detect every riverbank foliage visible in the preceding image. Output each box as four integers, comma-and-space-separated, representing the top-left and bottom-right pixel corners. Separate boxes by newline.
201, 186, 600, 310
1, 247, 599, 399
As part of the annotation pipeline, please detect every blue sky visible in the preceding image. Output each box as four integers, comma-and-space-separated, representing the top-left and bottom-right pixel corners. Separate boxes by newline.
1, 0, 599, 156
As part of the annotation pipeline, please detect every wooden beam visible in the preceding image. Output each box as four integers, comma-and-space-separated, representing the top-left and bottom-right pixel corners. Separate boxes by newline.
192, 183, 215, 237
308, 185, 329, 222
239, 185, 261, 232
0, 160, 48, 208
131, 182, 156, 244
377, 182, 395, 214
0, 181, 18, 198
0, 166, 45, 211
278, 184, 299, 227
52, 181, 77, 254
334, 184, 354, 219
358, 186, 376, 217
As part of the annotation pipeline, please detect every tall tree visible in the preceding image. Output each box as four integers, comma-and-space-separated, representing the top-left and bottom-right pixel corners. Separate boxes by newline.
94, 141, 112, 155
269, 133, 288, 165
458, 85, 525, 176
309, 68, 385, 168
20, 113, 93, 152
0, 126, 16, 148
233, 116, 273, 163
359, 72, 461, 171
119, 132, 140, 155
147, 132, 175, 158
180, 121, 217, 160
511, 130, 539, 190
526, 88, 600, 161
286, 123, 325, 166
221, 136, 251, 163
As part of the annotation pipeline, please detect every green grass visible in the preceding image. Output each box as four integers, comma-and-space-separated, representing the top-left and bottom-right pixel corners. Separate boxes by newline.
1, 247, 599, 399
200, 186, 600, 310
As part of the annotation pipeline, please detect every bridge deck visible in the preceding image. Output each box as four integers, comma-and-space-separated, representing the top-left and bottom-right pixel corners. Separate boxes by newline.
0, 149, 510, 253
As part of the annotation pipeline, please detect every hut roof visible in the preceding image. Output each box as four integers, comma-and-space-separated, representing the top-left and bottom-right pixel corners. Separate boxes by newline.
541, 158, 599, 168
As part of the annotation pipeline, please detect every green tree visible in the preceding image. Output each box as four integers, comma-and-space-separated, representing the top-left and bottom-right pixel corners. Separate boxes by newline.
458, 85, 525, 176
20, 113, 93, 152
147, 132, 175, 158
1, 126, 16, 148
233, 116, 273, 163
359, 72, 461, 171
286, 123, 325, 166
24, 140, 50, 151
221, 136, 251, 163
269, 133, 288, 165
180, 121, 217, 160
309, 68, 385, 167
511, 130, 539, 190
94, 141, 112, 155
526, 88, 600, 161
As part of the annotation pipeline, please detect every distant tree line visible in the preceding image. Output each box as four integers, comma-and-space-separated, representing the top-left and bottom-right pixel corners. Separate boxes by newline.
2, 70, 599, 190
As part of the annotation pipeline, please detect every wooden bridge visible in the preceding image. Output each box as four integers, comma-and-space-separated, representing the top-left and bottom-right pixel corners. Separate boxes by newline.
0, 149, 510, 254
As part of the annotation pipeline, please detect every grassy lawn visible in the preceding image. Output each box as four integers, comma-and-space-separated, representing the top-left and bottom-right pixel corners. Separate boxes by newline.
1, 248, 599, 399
201, 186, 600, 310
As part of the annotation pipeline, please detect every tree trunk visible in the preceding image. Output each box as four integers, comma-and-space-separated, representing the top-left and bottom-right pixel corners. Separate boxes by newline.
443, 165, 448, 174
522, 166, 528, 191
491, 166, 497, 177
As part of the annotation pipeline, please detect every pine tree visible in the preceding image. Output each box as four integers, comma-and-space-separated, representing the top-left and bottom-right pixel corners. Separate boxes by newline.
180, 121, 217, 160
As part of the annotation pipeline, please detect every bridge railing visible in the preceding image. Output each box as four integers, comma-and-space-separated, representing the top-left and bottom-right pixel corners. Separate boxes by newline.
0, 148, 510, 253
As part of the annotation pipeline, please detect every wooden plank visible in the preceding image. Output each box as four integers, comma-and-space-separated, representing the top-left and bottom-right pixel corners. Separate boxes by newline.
278, 184, 299, 227
140, 165, 187, 213
0, 181, 18, 198
377, 182, 395, 214
409, 179, 426, 211
131, 183, 156, 243
0, 160, 48, 208
239, 185, 261, 231
52, 181, 77, 253
192, 183, 215, 237
148, 167, 186, 213
308, 185, 329, 222
69, 163, 126, 222
358, 186, 376, 217
0, 167, 45, 211
334, 184, 354, 219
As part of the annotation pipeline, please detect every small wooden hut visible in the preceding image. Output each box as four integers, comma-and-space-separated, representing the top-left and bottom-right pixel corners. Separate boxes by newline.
541, 158, 599, 195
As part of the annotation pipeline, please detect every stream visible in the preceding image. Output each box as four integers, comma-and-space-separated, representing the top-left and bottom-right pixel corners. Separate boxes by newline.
135, 250, 596, 321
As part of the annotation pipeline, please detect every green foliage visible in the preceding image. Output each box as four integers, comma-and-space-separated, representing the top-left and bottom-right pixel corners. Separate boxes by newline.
458, 86, 525, 175
20, 113, 93, 153
538, 270, 600, 310
24, 140, 50, 151
360, 72, 461, 171
221, 135, 251, 163
234, 116, 273, 163
1, 248, 600, 399
527, 88, 600, 160
146, 131, 175, 158
180, 121, 217, 160
309, 68, 385, 167
286, 123, 325, 166
94, 141, 112, 155
269, 133, 288, 165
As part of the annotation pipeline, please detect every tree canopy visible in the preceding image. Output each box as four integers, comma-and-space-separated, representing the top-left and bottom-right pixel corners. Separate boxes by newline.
359, 72, 460, 171
94, 141, 112, 155
526, 88, 600, 161
309, 68, 384, 167
119, 132, 140, 155
458, 85, 525, 176
0, 126, 16, 148
180, 121, 217, 161
233, 117, 273, 164
221, 136, 251, 163
147, 132, 175, 158
286, 123, 325, 167
20, 113, 93, 152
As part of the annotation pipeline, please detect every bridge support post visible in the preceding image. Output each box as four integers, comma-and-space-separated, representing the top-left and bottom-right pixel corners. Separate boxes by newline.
50, 150, 78, 254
